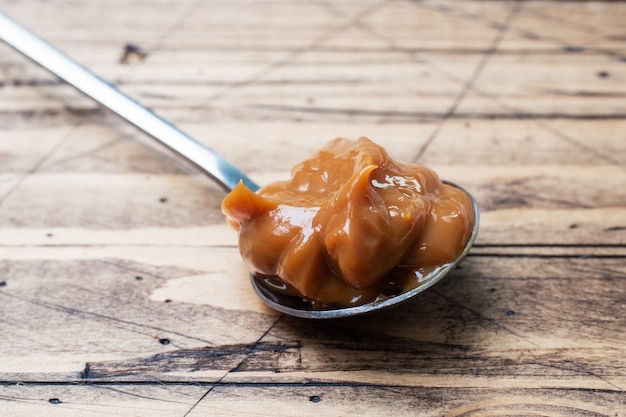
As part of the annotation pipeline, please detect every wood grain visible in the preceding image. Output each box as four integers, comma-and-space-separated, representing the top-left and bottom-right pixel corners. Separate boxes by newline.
1, 0, 625, 415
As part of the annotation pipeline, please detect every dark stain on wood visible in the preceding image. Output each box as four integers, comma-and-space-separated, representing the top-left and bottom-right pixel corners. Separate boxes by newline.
1, 79, 62, 88
83, 341, 302, 379
0, 107, 101, 127
562, 46, 585, 53
119, 44, 148, 65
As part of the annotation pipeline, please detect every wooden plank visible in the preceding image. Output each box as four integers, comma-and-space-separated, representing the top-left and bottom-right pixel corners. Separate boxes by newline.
1, 384, 623, 417
1, 204, 624, 250
1, 257, 624, 385
5, 165, 625, 216
0, 165, 624, 245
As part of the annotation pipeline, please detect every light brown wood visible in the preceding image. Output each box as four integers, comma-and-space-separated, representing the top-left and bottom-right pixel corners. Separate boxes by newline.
1, 0, 625, 415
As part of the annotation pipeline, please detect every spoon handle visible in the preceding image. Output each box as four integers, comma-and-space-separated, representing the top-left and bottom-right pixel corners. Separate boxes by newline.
0, 12, 258, 192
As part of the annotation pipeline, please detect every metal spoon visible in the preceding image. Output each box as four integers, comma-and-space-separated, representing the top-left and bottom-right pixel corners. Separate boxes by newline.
0, 12, 479, 319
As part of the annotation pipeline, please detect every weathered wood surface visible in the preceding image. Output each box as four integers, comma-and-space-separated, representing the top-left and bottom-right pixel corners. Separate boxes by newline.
1, 0, 625, 416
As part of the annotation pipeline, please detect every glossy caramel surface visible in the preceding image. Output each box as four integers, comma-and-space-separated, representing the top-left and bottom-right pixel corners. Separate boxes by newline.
222, 137, 475, 307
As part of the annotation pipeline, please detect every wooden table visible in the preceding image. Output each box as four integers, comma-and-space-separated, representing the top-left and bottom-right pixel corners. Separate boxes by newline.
1, 0, 625, 415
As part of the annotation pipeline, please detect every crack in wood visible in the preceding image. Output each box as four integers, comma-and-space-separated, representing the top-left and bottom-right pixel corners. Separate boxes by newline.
247, 104, 626, 121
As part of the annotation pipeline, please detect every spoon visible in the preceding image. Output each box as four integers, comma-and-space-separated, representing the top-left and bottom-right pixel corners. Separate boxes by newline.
0, 12, 479, 319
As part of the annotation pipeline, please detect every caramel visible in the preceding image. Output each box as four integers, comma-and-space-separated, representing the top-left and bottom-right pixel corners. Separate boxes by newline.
221, 137, 475, 308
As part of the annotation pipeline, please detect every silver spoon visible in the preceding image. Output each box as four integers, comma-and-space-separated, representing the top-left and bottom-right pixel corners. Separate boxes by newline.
0, 12, 479, 319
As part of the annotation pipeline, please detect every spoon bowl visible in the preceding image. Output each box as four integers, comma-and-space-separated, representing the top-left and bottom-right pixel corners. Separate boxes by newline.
0, 12, 479, 319
250, 181, 479, 319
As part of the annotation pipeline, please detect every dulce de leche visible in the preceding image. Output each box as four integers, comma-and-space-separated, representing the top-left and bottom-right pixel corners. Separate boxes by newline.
221, 137, 475, 308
